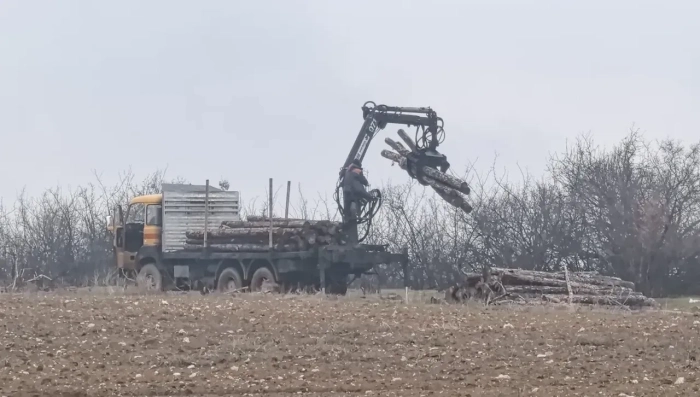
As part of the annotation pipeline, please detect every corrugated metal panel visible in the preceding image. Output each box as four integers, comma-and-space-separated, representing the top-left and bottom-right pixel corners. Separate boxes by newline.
162, 185, 240, 253
162, 183, 224, 193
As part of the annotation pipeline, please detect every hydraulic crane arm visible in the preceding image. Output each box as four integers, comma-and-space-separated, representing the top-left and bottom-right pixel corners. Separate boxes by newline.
335, 101, 455, 243
341, 101, 450, 173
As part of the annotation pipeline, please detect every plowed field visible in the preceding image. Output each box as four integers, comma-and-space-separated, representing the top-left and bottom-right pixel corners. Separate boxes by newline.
1, 291, 699, 396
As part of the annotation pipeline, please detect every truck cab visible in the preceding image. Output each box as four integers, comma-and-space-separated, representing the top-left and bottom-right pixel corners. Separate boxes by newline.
108, 193, 163, 276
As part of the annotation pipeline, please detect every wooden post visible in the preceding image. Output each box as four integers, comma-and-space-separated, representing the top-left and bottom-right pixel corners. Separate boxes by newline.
11, 258, 18, 291
402, 247, 409, 303
320, 266, 326, 294
402, 247, 409, 288
284, 180, 291, 220
204, 179, 210, 249
269, 178, 273, 248
563, 262, 573, 306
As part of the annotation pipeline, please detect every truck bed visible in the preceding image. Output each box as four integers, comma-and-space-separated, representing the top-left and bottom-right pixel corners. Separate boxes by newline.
163, 243, 406, 272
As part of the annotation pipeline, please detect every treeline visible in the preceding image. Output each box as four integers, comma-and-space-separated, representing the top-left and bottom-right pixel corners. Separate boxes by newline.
2, 131, 700, 297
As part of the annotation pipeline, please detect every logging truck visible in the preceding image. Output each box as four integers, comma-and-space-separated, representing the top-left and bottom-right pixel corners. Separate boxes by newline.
107, 182, 407, 295
105, 101, 476, 295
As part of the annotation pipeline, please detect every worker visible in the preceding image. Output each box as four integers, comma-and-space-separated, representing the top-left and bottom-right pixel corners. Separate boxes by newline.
342, 159, 374, 243
343, 159, 374, 207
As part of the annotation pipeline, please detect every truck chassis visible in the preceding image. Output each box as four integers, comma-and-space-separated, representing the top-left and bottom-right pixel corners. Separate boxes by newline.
128, 243, 407, 295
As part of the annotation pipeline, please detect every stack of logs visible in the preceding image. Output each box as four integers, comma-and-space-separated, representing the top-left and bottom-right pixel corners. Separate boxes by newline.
381, 129, 473, 214
446, 267, 658, 308
184, 215, 343, 252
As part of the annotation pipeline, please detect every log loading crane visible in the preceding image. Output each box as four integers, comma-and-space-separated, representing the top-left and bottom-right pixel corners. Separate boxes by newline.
334, 101, 458, 243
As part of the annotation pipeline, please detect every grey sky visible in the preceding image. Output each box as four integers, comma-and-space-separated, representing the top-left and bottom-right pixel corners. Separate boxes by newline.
1, 0, 698, 207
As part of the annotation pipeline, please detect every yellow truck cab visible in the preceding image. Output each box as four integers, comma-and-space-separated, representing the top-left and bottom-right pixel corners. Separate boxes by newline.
108, 193, 163, 274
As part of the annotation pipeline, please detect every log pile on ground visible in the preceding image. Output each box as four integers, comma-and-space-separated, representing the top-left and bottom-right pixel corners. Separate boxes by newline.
184, 217, 343, 252
445, 267, 658, 308
381, 129, 473, 214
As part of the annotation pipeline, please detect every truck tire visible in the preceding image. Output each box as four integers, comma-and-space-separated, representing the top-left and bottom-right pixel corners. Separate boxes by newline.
137, 264, 162, 292
250, 267, 275, 292
327, 278, 348, 295
217, 267, 243, 293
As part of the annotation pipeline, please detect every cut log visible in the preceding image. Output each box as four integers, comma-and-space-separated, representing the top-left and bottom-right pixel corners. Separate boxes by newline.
382, 141, 471, 195
221, 219, 341, 229
185, 237, 294, 246
396, 129, 419, 153
288, 234, 308, 251
185, 218, 342, 253
221, 220, 312, 229
246, 215, 306, 222
302, 229, 317, 245
566, 273, 637, 290
491, 267, 636, 290
186, 227, 304, 239
319, 223, 339, 236
504, 285, 635, 296
431, 183, 473, 214
464, 267, 637, 291
381, 149, 472, 213
498, 273, 602, 290
316, 235, 333, 245
183, 243, 295, 252
449, 266, 656, 308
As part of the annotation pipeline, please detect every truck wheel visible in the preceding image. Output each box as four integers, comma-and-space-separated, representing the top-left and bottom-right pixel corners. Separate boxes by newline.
327, 279, 348, 295
250, 267, 275, 292
217, 267, 243, 293
137, 264, 162, 292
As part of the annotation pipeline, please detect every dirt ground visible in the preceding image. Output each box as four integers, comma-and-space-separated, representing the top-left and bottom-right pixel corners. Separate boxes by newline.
1, 290, 699, 397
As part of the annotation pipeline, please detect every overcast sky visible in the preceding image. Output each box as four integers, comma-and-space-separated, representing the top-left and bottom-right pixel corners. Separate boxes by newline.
1, 0, 698, 207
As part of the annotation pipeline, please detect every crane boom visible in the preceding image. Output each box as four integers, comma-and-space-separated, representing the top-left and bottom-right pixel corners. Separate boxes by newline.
335, 101, 460, 244
342, 101, 450, 173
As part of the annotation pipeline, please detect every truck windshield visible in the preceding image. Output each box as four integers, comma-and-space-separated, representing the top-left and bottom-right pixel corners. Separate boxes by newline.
126, 203, 145, 224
